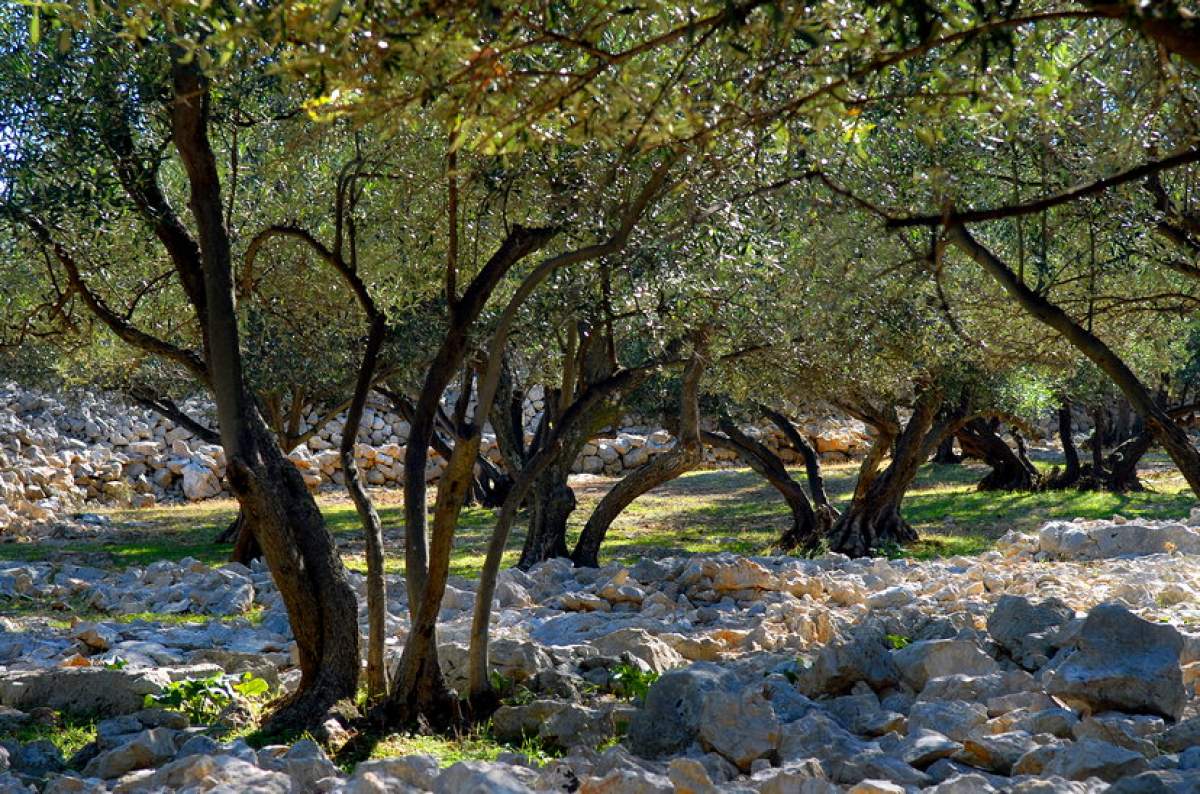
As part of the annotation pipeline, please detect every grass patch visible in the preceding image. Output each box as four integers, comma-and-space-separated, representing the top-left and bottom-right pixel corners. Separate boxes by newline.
0, 716, 97, 765
0, 459, 1193, 587
364, 726, 560, 768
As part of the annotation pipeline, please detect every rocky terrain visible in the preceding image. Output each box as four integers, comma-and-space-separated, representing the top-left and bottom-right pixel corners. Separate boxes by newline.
1, 515, 1200, 791
0, 384, 870, 532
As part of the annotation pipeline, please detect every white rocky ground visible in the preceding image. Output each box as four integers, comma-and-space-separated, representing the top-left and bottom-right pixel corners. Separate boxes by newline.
0, 384, 869, 532
2, 516, 1200, 791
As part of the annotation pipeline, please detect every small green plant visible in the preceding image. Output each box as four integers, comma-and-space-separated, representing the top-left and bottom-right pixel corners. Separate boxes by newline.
144, 673, 270, 724
103, 656, 128, 670
516, 735, 559, 766
885, 634, 911, 650
610, 663, 658, 703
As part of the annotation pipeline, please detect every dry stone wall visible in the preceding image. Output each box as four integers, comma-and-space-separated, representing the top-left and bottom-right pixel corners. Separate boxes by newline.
0, 384, 871, 530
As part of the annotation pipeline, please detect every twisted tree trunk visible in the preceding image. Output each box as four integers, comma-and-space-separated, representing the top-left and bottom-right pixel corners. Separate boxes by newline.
339, 314, 389, 703
1048, 401, 1081, 488
703, 419, 820, 551
948, 223, 1200, 496
571, 338, 708, 568
175, 60, 361, 731
827, 390, 944, 557
956, 418, 1039, 491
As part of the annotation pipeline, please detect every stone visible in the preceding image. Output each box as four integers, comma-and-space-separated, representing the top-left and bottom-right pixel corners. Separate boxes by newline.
82, 728, 178, 779
926, 773, 1000, 793
628, 663, 734, 759
0, 668, 169, 716
1044, 603, 1185, 721
578, 768, 673, 793
116, 753, 292, 793
591, 629, 683, 674
908, 700, 989, 742
796, 625, 899, 696
1039, 738, 1151, 782
697, 686, 781, 771
957, 730, 1039, 774
666, 758, 716, 794
1157, 716, 1200, 753
7, 739, 64, 777
180, 463, 220, 501
893, 639, 1000, 691
1107, 770, 1200, 793
899, 729, 961, 768
987, 594, 1075, 669
1073, 713, 1163, 758
345, 755, 439, 791
70, 623, 118, 652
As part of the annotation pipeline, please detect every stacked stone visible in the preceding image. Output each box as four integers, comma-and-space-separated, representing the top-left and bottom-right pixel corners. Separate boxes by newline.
0, 383, 873, 528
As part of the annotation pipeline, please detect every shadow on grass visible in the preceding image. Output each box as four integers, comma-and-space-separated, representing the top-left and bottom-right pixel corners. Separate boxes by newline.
0, 461, 1192, 580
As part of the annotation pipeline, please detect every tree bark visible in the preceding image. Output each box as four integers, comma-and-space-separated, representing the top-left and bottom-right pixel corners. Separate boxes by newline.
956, 418, 1039, 491
571, 339, 708, 568
827, 390, 944, 557
947, 223, 1200, 496
467, 365, 651, 704
761, 406, 836, 512
173, 58, 361, 731
702, 419, 820, 552
932, 435, 962, 464
340, 314, 389, 703
1104, 430, 1152, 492
1049, 401, 1081, 488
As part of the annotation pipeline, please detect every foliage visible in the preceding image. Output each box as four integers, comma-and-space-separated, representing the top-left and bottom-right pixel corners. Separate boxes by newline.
143, 673, 271, 725
609, 663, 659, 703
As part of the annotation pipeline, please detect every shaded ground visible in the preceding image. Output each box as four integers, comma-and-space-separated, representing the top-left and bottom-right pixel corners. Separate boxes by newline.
0, 456, 1196, 770
0, 457, 1192, 581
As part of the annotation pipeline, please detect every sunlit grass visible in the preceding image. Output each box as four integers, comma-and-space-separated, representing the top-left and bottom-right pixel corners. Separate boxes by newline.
0, 460, 1194, 595
0, 716, 96, 766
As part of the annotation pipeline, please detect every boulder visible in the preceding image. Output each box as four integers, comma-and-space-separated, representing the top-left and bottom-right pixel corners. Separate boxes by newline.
120, 753, 292, 793
0, 668, 169, 716
1107, 770, 1200, 793
433, 761, 534, 793
82, 728, 178, 779
796, 626, 899, 696
697, 686, 781, 771
344, 755, 438, 791
986, 594, 1075, 669
893, 639, 999, 691
628, 663, 735, 758
1044, 603, 1185, 721
1038, 738, 1150, 782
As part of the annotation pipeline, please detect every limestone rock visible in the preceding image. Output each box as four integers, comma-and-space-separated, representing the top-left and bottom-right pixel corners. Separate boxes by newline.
1044, 603, 1185, 721
628, 663, 735, 759
0, 668, 169, 716
987, 594, 1075, 669
697, 686, 781, 772
893, 639, 1000, 691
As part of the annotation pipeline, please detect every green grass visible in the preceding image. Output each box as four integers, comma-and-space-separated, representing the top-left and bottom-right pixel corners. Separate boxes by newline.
0, 459, 1193, 600
0, 716, 97, 765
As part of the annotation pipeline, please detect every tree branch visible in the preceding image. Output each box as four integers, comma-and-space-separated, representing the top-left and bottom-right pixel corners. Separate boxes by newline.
889, 146, 1200, 228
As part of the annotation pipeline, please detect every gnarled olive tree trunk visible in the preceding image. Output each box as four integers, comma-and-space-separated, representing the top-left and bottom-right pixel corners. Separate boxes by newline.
339, 315, 389, 702
571, 339, 708, 568
956, 418, 1040, 491
1048, 401, 1082, 489
467, 364, 651, 704
703, 418, 820, 552
171, 61, 361, 730
761, 406, 839, 531
827, 390, 946, 557
948, 223, 1200, 497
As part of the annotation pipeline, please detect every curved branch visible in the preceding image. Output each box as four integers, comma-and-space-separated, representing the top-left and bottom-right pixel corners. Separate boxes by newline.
890, 146, 1200, 228
18, 214, 208, 381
